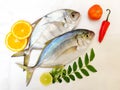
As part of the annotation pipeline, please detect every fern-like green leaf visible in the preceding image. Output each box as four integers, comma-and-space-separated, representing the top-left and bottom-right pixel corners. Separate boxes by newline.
73, 62, 77, 72
67, 65, 72, 74
87, 65, 97, 72
81, 68, 89, 76
74, 72, 83, 79
69, 74, 75, 81
85, 53, 89, 66
78, 57, 83, 69
63, 76, 70, 83
49, 48, 96, 84
90, 48, 95, 61
52, 78, 57, 83
62, 69, 66, 76
57, 78, 62, 83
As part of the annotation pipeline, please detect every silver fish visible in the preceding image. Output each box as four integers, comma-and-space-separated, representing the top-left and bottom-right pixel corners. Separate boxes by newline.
12, 9, 80, 69
17, 29, 95, 86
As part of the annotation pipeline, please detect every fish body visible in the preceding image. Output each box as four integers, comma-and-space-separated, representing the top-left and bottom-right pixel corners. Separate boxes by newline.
17, 29, 95, 86
29, 22, 70, 49
35, 29, 95, 67
12, 9, 80, 69
30, 9, 80, 48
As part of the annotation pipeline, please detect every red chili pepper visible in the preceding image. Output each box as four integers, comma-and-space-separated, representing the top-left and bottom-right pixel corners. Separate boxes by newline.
98, 9, 111, 43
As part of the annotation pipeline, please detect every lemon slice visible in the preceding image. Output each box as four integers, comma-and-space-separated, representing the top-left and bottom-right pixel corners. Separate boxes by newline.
40, 72, 53, 86
5, 32, 27, 52
11, 20, 32, 40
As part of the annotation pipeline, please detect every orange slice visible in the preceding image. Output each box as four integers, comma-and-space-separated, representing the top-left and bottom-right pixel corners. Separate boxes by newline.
5, 32, 27, 52
11, 20, 32, 40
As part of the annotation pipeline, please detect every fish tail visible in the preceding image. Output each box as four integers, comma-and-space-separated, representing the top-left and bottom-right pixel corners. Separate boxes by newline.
23, 53, 30, 71
16, 63, 35, 86
11, 50, 26, 57
11, 49, 31, 71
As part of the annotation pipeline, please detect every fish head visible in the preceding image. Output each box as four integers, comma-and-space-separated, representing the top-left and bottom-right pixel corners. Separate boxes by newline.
76, 29, 95, 46
65, 9, 80, 25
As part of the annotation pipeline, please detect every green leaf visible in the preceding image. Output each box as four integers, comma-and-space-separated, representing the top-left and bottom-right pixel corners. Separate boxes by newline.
74, 72, 83, 79
62, 76, 70, 83
78, 57, 83, 69
85, 53, 89, 66
90, 48, 95, 61
73, 62, 77, 72
62, 69, 66, 76
57, 68, 63, 73
57, 78, 62, 83
69, 74, 75, 81
67, 65, 72, 74
87, 65, 97, 72
81, 68, 89, 76
50, 72, 56, 78
52, 78, 57, 83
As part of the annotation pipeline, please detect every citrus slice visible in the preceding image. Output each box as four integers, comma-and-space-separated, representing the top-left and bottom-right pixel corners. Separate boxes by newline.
5, 32, 27, 52
40, 72, 53, 86
11, 20, 32, 40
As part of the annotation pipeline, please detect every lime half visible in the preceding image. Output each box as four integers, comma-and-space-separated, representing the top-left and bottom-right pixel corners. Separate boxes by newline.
40, 72, 53, 86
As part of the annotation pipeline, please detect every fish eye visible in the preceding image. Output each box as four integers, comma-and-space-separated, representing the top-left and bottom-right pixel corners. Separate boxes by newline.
86, 34, 89, 38
72, 14, 75, 17
71, 12, 79, 21
71, 12, 75, 18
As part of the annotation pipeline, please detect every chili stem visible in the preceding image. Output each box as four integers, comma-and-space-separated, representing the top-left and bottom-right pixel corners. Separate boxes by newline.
106, 9, 111, 21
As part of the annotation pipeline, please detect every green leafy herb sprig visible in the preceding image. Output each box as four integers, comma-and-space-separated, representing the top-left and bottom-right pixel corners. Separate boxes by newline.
50, 48, 97, 83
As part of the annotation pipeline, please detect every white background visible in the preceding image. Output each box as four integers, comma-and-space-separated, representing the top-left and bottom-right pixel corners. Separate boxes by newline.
0, 0, 120, 90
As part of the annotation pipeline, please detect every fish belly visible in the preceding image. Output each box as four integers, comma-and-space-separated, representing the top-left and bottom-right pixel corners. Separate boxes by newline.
39, 45, 88, 68
30, 22, 70, 49
39, 39, 78, 68
29, 10, 66, 47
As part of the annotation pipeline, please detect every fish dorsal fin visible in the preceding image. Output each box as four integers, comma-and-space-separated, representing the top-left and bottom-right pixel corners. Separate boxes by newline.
31, 18, 42, 28
56, 46, 78, 59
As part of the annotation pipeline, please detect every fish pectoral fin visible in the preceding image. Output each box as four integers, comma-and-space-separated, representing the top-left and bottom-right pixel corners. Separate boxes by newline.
16, 63, 35, 86
45, 21, 64, 25
62, 46, 77, 55
55, 46, 78, 62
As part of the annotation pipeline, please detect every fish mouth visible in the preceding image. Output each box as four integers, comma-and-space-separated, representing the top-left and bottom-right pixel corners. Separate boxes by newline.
89, 30, 95, 40
90, 31, 95, 36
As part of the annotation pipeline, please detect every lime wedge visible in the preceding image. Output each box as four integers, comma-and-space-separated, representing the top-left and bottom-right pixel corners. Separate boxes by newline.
40, 72, 53, 86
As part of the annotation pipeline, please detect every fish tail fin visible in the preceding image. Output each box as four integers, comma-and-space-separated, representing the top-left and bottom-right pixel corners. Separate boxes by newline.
16, 63, 35, 86
12, 49, 31, 71
23, 53, 30, 71
11, 50, 26, 57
